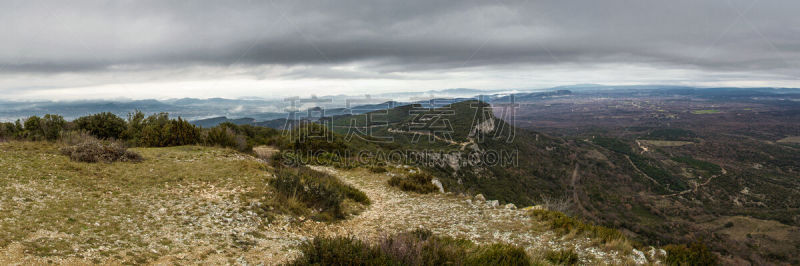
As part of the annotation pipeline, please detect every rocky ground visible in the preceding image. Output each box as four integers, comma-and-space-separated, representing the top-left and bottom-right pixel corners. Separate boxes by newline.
0, 143, 654, 265
289, 166, 647, 265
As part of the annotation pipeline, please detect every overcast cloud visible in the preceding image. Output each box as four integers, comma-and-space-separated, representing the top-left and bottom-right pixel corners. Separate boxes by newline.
1, 0, 799, 100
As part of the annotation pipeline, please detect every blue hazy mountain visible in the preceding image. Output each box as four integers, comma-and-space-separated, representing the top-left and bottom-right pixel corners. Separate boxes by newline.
2, 86, 798, 123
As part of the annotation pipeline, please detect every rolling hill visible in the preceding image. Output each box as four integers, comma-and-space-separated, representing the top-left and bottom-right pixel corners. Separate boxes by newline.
324, 99, 800, 264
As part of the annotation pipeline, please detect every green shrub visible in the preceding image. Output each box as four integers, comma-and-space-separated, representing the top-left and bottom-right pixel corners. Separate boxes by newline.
23, 116, 42, 139
369, 166, 388, 173
289, 230, 532, 266
466, 243, 531, 265
664, 240, 719, 266
283, 123, 350, 153
231, 124, 284, 147
529, 209, 626, 244
21, 114, 66, 141
121, 110, 145, 144
0, 121, 22, 140
268, 167, 369, 221
290, 236, 393, 266
137, 113, 200, 147
388, 172, 438, 194
378, 229, 473, 265
545, 249, 579, 265
74, 112, 127, 139
203, 123, 251, 152
41, 114, 66, 141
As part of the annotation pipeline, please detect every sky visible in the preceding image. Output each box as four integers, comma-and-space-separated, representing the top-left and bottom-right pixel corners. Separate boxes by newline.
1, 0, 799, 100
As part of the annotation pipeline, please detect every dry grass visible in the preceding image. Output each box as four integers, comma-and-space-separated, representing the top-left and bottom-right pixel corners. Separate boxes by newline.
528, 209, 635, 255
777, 136, 800, 144
0, 141, 273, 264
0, 142, 645, 265
252, 145, 279, 160
388, 172, 438, 194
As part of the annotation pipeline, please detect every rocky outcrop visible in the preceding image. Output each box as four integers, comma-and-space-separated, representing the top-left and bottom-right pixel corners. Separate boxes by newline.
431, 178, 445, 193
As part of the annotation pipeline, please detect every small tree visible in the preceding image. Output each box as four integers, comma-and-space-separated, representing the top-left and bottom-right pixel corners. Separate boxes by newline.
136, 113, 200, 147
21, 114, 65, 141
164, 117, 200, 146
0, 122, 21, 140
23, 116, 42, 140
204, 122, 250, 151
40, 114, 66, 140
122, 110, 145, 145
74, 112, 127, 139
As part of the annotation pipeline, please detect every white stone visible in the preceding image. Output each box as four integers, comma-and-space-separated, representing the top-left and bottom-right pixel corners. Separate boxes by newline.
504, 203, 516, 209
474, 194, 486, 201
631, 248, 648, 265
487, 200, 499, 208
431, 178, 445, 193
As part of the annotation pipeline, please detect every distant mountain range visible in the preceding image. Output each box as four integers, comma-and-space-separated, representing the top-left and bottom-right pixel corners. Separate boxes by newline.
2, 85, 798, 123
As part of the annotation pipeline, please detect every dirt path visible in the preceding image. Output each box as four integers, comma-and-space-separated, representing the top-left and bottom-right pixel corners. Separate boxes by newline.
662, 168, 723, 198
282, 166, 628, 264
624, 155, 664, 188
0, 164, 631, 265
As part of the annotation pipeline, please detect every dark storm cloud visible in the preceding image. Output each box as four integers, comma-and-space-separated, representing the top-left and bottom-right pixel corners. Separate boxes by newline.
1, 0, 799, 75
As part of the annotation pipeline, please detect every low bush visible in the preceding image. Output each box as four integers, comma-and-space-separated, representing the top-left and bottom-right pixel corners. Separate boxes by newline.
467, 243, 531, 265
203, 123, 251, 152
545, 249, 579, 265
267, 167, 369, 221
289, 229, 532, 265
60, 138, 143, 163
22, 114, 66, 141
368, 166, 387, 173
283, 123, 350, 153
138, 113, 200, 147
529, 209, 627, 244
74, 112, 127, 139
290, 236, 393, 265
664, 240, 718, 266
388, 172, 438, 194
378, 229, 473, 265
0, 121, 23, 141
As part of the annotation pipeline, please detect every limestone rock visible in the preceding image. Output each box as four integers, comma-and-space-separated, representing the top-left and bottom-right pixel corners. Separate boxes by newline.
474, 194, 486, 201
431, 178, 445, 193
631, 248, 647, 265
487, 200, 499, 208
521, 205, 544, 211
504, 203, 516, 210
